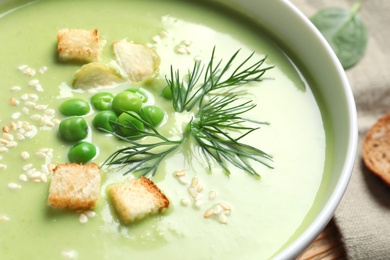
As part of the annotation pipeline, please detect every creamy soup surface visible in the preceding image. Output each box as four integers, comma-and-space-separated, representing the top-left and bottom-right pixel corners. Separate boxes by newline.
0, 0, 332, 259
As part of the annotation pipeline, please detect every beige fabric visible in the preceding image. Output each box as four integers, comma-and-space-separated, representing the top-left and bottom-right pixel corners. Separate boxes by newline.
289, 0, 390, 258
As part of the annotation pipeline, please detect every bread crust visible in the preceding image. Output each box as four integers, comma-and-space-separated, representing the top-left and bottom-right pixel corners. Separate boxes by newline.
48, 163, 101, 210
57, 28, 102, 63
362, 112, 390, 186
108, 176, 169, 223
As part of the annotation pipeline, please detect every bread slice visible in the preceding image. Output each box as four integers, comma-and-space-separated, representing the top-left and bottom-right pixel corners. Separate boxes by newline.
363, 112, 390, 186
113, 40, 160, 82
108, 176, 169, 223
57, 28, 102, 63
48, 163, 101, 210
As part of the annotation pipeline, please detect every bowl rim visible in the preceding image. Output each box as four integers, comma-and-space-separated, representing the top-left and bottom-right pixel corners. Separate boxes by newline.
272, 1, 358, 259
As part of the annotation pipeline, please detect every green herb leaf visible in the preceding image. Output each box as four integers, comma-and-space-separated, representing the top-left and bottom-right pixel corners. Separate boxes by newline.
310, 2, 368, 69
103, 48, 274, 178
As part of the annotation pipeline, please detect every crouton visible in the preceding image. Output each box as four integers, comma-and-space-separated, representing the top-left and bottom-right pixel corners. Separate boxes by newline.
108, 176, 169, 224
57, 28, 102, 63
48, 163, 101, 210
113, 40, 160, 82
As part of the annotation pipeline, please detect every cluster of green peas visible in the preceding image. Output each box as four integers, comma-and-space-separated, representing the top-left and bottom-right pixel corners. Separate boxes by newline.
58, 88, 165, 164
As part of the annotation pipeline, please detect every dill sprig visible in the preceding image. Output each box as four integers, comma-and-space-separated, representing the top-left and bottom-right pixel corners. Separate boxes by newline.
166, 47, 274, 112
103, 48, 274, 177
190, 93, 273, 176
102, 112, 182, 176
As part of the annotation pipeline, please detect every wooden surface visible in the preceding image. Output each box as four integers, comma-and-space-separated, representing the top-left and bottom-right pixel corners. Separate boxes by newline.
297, 218, 347, 260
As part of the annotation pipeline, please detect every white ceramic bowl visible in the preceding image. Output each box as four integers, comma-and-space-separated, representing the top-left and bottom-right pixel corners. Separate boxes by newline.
0, 0, 357, 258
215, 0, 357, 258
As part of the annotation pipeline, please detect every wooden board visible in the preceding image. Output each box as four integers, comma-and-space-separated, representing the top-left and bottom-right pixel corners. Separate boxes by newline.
297, 218, 347, 259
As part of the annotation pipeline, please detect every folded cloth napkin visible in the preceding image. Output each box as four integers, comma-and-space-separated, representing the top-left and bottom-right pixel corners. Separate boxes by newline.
290, 0, 390, 258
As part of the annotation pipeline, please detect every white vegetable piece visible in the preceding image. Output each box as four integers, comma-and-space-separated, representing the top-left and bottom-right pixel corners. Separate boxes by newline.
113, 40, 160, 82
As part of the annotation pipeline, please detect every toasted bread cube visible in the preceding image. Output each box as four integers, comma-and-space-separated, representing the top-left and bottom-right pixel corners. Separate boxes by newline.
57, 28, 102, 63
113, 40, 160, 82
108, 176, 169, 223
48, 163, 101, 210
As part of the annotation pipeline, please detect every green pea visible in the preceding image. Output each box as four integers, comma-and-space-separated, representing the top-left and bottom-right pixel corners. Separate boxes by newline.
112, 91, 142, 115
162, 86, 173, 100
68, 142, 97, 164
90, 92, 114, 111
139, 106, 164, 126
59, 98, 90, 116
117, 111, 144, 137
126, 88, 148, 103
59, 117, 88, 142
92, 110, 117, 132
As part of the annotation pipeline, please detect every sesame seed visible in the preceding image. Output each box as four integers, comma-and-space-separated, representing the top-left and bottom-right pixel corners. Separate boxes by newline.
0, 138, 8, 145
152, 35, 161, 43
197, 184, 204, 193
79, 213, 88, 224
195, 199, 205, 208
9, 97, 19, 106
0, 147, 9, 153
24, 101, 36, 107
28, 79, 40, 87
44, 109, 55, 116
188, 187, 198, 198
209, 191, 217, 200
34, 104, 47, 111
35, 84, 44, 92
21, 107, 29, 114
23, 68, 36, 76
7, 183, 21, 189
218, 213, 228, 224
175, 169, 187, 177
2, 126, 9, 133
39, 66, 48, 74
3, 133, 14, 142
18, 65, 28, 71
191, 177, 198, 188
11, 86, 21, 92
0, 164, 7, 170
6, 141, 17, 148
180, 198, 191, 207
40, 174, 48, 183
0, 215, 10, 222
21, 151, 30, 160
31, 114, 42, 121
204, 209, 214, 218
160, 30, 168, 38
11, 112, 21, 120
52, 119, 61, 125
220, 203, 231, 211
19, 174, 28, 182
86, 211, 96, 218
16, 133, 25, 141
28, 94, 38, 101
21, 94, 29, 100
23, 163, 33, 171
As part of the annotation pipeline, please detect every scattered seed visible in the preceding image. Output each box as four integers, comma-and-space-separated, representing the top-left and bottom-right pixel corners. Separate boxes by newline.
11, 86, 21, 91
24, 101, 36, 107
220, 203, 231, 211
21, 151, 30, 160
180, 198, 191, 207
11, 112, 21, 120
28, 79, 40, 87
86, 211, 96, 218
79, 213, 88, 224
9, 97, 19, 106
2, 126, 9, 133
0, 164, 7, 170
8, 183, 21, 189
204, 209, 214, 218
0, 147, 9, 153
40, 174, 48, 183
175, 169, 187, 177
191, 177, 198, 188
23, 163, 33, 171
44, 108, 55, 116
21, 107, 29, 114
61, 250, 77, 259
39, 66, 48, 74
209, 191, 217, 200
6, 141, 17, 148
0, 215, 10, 222
19, 174, 28, 182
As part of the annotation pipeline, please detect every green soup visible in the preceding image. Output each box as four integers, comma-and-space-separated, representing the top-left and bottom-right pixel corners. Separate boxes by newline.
0, 0, 333, 259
